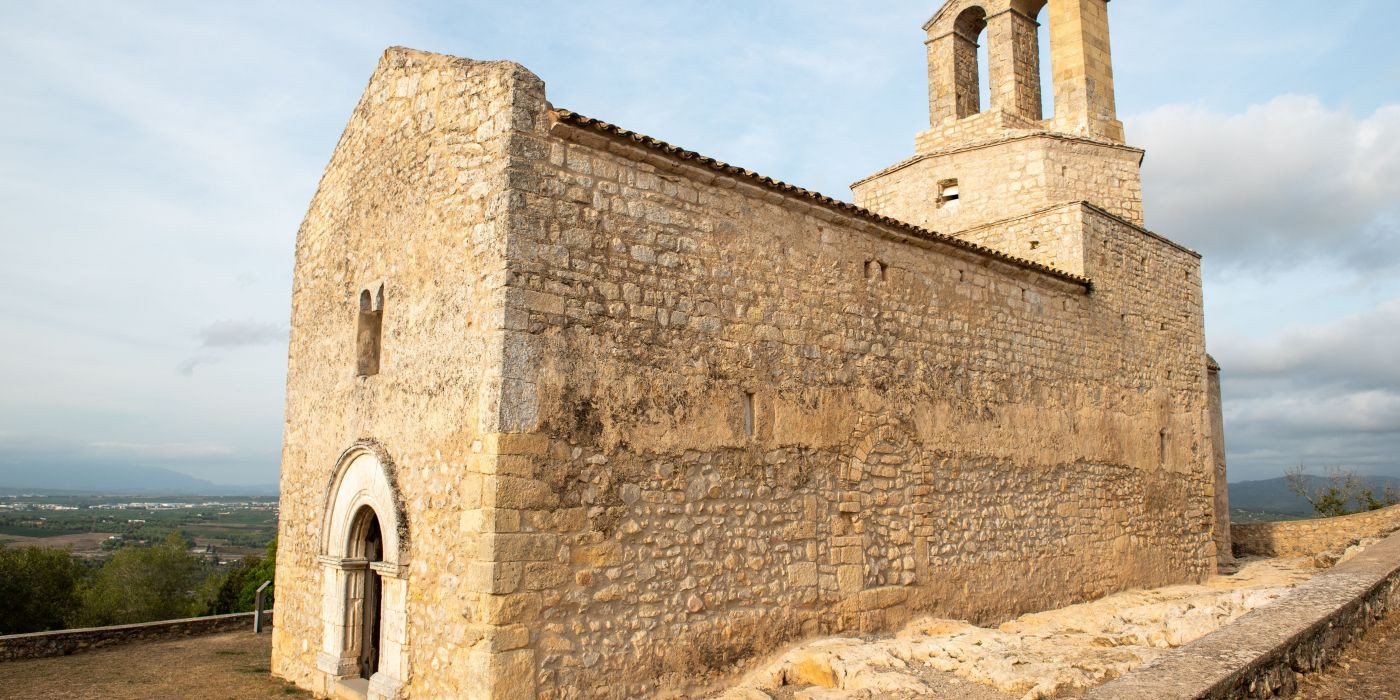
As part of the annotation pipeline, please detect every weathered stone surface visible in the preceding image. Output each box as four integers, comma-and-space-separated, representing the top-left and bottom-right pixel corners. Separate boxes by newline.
272, 2, 1222, 698
270, 49, 548, 700
714, 556, 1314, 700
515, 114, 1213, 695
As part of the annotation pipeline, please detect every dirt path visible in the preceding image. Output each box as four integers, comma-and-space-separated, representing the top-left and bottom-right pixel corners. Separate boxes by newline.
0, 631, 309, 700
1295, 608, 1400, 699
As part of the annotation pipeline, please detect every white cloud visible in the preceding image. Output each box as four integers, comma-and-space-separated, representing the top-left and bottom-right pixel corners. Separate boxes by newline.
1216, 297, 1400, 479
1131, 96, 1400, 272
1216, 299, 1400, 392
1227, 390, 1400, 436
198, 321, 288, 349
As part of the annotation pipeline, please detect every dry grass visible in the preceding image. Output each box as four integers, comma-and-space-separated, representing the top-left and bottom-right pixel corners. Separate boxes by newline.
0, 631, 309, 699
1296, 609, 1400, 700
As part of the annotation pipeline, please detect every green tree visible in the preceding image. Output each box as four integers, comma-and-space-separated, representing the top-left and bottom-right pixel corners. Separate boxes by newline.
79, 532, 211, 626
1286, 465, 1400, 517
0, 545, 83, 634
205, 538, 277, 614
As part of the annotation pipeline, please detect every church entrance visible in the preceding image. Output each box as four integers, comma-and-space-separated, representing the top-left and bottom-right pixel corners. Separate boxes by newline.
316, 445, 409, 698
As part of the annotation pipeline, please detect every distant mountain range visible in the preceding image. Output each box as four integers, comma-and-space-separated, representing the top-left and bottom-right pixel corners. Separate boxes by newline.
0, 461, 276, 496
1228, 475, 1400, 515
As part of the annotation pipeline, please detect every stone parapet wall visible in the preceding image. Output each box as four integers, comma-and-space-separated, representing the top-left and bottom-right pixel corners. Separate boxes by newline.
0, 611, 272, 663
1084, 530, 1400, 699
1232, 504, 1400, 558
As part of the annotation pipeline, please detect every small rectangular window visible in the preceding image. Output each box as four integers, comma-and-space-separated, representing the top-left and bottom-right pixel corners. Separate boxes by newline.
938, 179, 960, 208
742, 392, 755, 438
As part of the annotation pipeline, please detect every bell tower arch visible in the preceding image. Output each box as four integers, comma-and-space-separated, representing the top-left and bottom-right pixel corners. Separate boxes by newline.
923, 0, 1120, 145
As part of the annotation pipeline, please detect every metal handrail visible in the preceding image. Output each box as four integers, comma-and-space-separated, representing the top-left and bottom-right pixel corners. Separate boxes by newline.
254, 580, 273, 634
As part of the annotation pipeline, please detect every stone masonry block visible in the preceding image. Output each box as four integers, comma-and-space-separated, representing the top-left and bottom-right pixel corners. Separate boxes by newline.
570, 542, 621, 568
837, 565, 865, 596
489, 649, 538, 700
489, 475, 559, 509
489, 455, 539, 478
486, 432, 551, 456
480, 591, 543, 625
523, 561, 572, 590
483, 532, 559, 562
789, 562, 819, 588
467, 560, 522, 595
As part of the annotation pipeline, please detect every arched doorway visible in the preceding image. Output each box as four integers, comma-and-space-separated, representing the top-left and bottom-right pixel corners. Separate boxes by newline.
316, 444, 409, 699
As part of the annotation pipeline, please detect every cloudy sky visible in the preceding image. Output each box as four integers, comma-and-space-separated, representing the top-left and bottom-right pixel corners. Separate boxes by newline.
1, 1, 1396, 487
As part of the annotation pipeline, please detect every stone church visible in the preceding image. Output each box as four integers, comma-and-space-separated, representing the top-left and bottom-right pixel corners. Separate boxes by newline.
272, 1, 1231, 697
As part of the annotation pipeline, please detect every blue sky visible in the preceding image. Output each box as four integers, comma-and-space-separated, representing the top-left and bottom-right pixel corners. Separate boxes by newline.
1, 1, 1397, 486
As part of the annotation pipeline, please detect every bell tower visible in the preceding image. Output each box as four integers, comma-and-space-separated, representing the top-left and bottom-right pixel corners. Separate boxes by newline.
853, 0, 1142, 274
1046, 0, 1123, 143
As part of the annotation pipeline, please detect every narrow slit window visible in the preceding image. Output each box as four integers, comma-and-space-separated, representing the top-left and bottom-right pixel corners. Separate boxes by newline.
356, 284, 384, 377
742, 392, 755, 438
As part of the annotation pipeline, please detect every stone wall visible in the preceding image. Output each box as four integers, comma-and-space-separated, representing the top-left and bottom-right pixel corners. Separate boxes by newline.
1233, 504, 1400, 558
952, 203, 1086, 275
0, 612, 272, 663
1084, 530, 1400, 699
851, 134, 1145, 238
1207, 357, 1231, 568
914, 109, 1045, 155
476, 101, 1214, 698
272, 48, 545, 699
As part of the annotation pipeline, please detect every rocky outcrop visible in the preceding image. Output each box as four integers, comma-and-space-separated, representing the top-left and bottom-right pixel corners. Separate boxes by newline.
714, 558, 1312, 699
